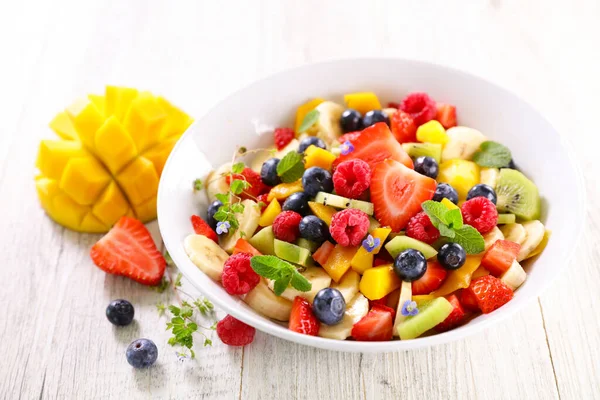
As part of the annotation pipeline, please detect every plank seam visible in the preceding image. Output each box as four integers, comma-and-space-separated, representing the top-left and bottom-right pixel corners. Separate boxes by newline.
238, 347, 245, 400
538, 298, 562, 400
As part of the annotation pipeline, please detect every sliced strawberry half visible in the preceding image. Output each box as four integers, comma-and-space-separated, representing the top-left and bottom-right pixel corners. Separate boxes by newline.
481, 239, 520, 276
289, 296, 320, 336
90, 216, 166, 286
435, 294, 466, 332
337, 131, 362, 144
435, 103, 457, 129
351, 305, 394, 341
412, 261, 447, 295
191, 215, 218, 243
371, 159, 437, 232
332, 123, 413, 170
459, 289, 479, 311
232, 238, 262, 256
313, 241, 335, 265
463, 275, 513, 314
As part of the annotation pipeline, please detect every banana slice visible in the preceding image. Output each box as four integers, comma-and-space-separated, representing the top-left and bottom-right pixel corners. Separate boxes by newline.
480, 168, 500, 189
500, 223, 527, 246
244, 278, 292, 321
219, 199, 261, 253
517, 220, 545, 261
184, 234, 229, 281
483, 226, 505, 251
441, 127, 488, 162
500, 259, 526, 290
318, 293, 369, 340
330, 270, 360, 303
393, 281, 412, 337
310, 101, 345, 146
267, 266, 331, 303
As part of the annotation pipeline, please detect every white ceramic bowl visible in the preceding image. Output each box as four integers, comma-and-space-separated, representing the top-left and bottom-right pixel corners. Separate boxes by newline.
157, 58, 584, 352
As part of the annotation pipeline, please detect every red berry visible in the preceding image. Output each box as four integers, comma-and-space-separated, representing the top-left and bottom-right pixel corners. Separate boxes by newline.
332, 159, 371, 199
464, 275, 513, 314
226, 167, 269, 200
329, 209, 370, 247
411, 261, 447, 295
436, 103, 457, 129
390, 110, 417, 143
221, 253, 260, 295
313, 241, 335, 265
256, 193, 269, 212
232, 238, 262, 257
351, 305, 394, 341
435, 294, 466, 332
373, 257, 390, 267
216, 314, 256, 346
481, 239, 521, 276
338, 131, 362, 144
406, 211, 440, 244
459, 289, 479, 311
272, 211, 302, 242
460, 197, 498, 234
191, 215, 219, 243
274, 127, 295, 150
387, 101, 401, 109
399, 92, 437, 127
289, 296, 320, 336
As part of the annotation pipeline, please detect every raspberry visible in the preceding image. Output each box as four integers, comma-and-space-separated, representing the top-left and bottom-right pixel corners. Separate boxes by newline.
406, 212, 440, 244
399, 92, 437, 127
274, 128, 295, 150
460, 197, 498, 234
390, 110, 417, 143
329, 209, 370, 247
387, 101, 401, 109
226, 167, 269, 199
332, 159, 371, 199
256, 193, 269, 212
221, 253, 260, 295
272, 211, 302, 242
216, 314, 256, 346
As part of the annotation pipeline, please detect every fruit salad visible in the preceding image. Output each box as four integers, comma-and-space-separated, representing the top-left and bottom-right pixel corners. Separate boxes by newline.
184, 92, 549, 342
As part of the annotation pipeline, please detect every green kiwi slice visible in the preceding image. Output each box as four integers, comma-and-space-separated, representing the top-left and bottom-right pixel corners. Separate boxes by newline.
397, 297, 454, 340
495, 169, 541, 220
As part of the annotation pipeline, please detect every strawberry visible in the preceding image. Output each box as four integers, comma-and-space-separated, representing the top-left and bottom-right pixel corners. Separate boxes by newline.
274, 127, 295, 150
90, 216, 166, 286
435, 294, 466, 332
289, 296, 320, 336
435, 103, 457, 129
481, 240, 521, 276
412, 261, 447, 295
226, 167, 269, 200
337, 131, 362, 144
312, 241, 335, 265
351, 305, 394, 341
332, 123, 413, 171
371, 159, 437, 232
463, 275, 514, 314
191, 215, 218, 243
459, 289, 479, 311
232, 238, 262, 256
390, 110, 417, 143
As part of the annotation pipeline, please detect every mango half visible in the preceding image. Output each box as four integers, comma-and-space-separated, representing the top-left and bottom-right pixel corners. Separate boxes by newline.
35, 86, 193, 232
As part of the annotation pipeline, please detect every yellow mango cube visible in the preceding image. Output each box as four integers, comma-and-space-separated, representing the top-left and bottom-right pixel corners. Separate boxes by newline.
344, 92, 382, 115
59, 157, 111, 206
308, 201, 337, 226
322, 245, 358, 283
413, 294, 436, 304
304, 145, 336, 170
416, 120, 449, 145
105, 86, 139, 122
92, 181, 131, 226
359, 264, 402, 300
94, 116, 137, 174
351, 227, 392, 274
88, 94, 105, 115
133, 196, 158, 222
140, 137, 178, 176
36, 139, 88, 181
432, 255, 483, 297
441, 198, 459, 210
81, 213, 107, 232
52, 192, 91, 230
66, 98, 105, 152
116, 157, 159, 206
124, 92, 167, 152
437, 159, 480, 200
295, 98, 324, 133
267, 180, 303, 201
49, 112, 77, 141
156, 96, 194, 139
259, 199, 281, 227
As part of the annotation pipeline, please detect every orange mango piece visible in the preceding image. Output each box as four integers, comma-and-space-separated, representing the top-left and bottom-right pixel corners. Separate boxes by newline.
295, 98, 325, 133
432, 255, 483, 297
359, 264, 401, 300
344, 92, 382, 115
259, 199, 281, 227
267, 180, 303, 201
123, 92, 167, 152
351, 227, 392, 274
308, 201, 337, 226
304, 145, 337, 170
322, 244, 358, 283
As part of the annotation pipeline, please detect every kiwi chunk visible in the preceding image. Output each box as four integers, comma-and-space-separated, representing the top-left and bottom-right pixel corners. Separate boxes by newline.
401, 142, 443, 162
274, 239, 311, 267
497, 213, 516, 225
249, 226, 275, 255
397, 297, 454, 340
385, 236, 438, 259
296, 238, 319, 253
495, 169, 541, 220
314, 192, 374, 215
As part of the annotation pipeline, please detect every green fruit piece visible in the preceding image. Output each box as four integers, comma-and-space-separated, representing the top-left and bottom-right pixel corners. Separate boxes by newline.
401, 142, 443, 162
249, 226, 275, 255
495, 169, 541, 220
497, 213, 516, 225
314, 192, 374, 215
368, 217, 381, 232
296, 238, 318, 253
385, 236, 438, 259
398, 297, 454, 340
274, 239, 311, 267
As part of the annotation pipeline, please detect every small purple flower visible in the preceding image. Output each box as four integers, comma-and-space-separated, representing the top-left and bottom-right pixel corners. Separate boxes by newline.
216, 221, 230, 235
362, 235, 381, 253
401, 300, 419, 317
340, 140, 354, 155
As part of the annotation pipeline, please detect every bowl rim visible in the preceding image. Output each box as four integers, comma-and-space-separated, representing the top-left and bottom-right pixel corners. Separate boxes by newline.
158, 57, 586, 352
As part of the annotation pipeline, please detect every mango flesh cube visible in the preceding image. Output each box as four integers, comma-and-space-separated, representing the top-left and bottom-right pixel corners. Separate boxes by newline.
267, 180, 303, 201
140, 137, 178, 176
88, 94, 105, 115
133, 196, 158, 222
441, 197, 459, 210
94, 116, 138, 174
359, 264, 402, 300
156, 96, 193, 138
437, 159, 480, 200
304, 145, 336, 170
36, 139, 88, 181
59, 157, 112, 206
52, 191, 91, 230
344, 92, 382, 115
416, 120, 449, 144
259, 199, 281, 227
295, 98, 324, 133
124, 93, 167, 152
92, 181, 130, 226
66, 98, 105, 152
49, 112, 77, 141
322, 245, 358, 283
105, 86, 139, 122
351, 227, 392, 274
116, 157, 159, 206
81, 213, 108, 233
308, 201, 337, 226
432, 255, 483, 297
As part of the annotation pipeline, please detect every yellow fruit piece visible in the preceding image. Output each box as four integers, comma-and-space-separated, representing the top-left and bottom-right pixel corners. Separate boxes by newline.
351, 227, 392, 274
441, 198, 459, 210
66, 98, 105, 151
432, 255, 483, 297
94, 116, 137, 174
49, 112, 77, 141
308, 201, 337, 226
267, 180, 303, 201
359, 264, 401, 300
92, 181, 131, 226
156, 96, 193, 139
88, 94, 105, 115
259, 199, 281, 227
105, 86, 139, 122
295, 98, 324, 133
134, 196, 158, 222
413, 294, 436, 304
36, 139, 88, 180
304, 145, 336, 170
322, 245, 358, 283
124, 92, 167, 152
116, 157, 159, 206
437, 159, 480, 200
59, 157, 111, 206
140, 137, 178, 176
81, 213, 107, 232
344, 92, 382, 115
472, 266, 490, 279
416, 120, 449, 145
525, 229, 551, 259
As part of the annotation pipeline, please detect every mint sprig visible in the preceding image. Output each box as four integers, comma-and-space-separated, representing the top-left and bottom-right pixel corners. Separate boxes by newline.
276, 151, 305, 183
250, 255, 312, 295
421, 200, 485, 254
473, 141, 512, 168
298, 109, 320, 133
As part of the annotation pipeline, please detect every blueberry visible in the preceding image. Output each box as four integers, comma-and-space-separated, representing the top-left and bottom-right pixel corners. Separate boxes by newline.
393, 249, 427, 282
207, 200, 223, 230
467, 184, 497, 204
437, 243, 467, 270
302, 167, 333, 197
362, 110, 390, 128
299, 215, 328, 243
413, 156, 439, 179
106, 299, 134, 326
312, 288, 346, 325
340, 109, 363, 133
260, 158, 281, 186
126, 339, 158, 368
282, 192, 311, 215
432, 183, 459, 204
298, 137, 326, 153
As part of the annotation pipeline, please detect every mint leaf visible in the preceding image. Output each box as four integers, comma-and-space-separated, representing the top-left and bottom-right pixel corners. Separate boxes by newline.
421, 200, 449, 228
215, 193, 229, 204
230, 203, 245, 214
438, 224, 456, 238
290, 270, 312, 292
276, 151, 305, 183
298, 109, 320, 133
230, 179, 248, 195
473, 141, 512, 168
273, 273, 292, 296
452, 225, 485, 254
250, 255, 285, 280
445, 209, 463, 229
193, 178, 203, 191
231, 162, 245, 174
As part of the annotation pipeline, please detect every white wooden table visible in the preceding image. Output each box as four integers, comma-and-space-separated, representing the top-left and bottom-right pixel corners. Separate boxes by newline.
1, 1, 599, 398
